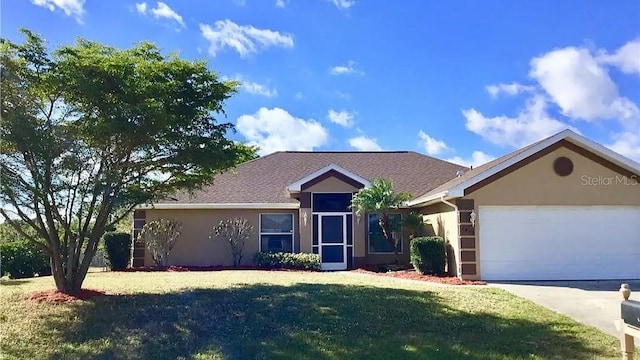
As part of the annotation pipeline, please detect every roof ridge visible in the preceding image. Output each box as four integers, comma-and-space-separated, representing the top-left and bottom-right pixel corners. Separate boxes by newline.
282, 150, 412, 153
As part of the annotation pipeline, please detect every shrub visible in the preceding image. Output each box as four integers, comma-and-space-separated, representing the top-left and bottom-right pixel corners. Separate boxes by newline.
104, 232, 131, 270
410, 236, 446, 275
253, 252, 320, 270
211, 218, 254, 267
140, 219, 182, 267
0, 241, 51, 279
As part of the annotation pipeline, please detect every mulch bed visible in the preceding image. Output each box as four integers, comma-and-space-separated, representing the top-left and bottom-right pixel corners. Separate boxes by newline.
352, 268, 486, 285
28, 289, 107, 303
118, 265, 314, 272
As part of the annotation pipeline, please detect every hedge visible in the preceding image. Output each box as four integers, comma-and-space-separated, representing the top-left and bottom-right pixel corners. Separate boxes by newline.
104, 232, 131, 270
410, 236, 446, 275
253, 252, 320, 270
0, 241, 51, 279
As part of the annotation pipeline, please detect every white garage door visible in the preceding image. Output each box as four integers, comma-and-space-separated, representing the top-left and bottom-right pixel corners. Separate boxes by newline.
479, 206, 640, 281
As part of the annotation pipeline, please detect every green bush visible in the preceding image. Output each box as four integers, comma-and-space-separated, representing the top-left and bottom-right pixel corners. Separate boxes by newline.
253, 252, 320, 270
0, 241, 51, 279
410, 236, 446, 275
104, 232, 131, 270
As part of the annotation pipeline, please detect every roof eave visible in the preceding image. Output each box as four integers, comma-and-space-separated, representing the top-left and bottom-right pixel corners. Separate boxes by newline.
407, 190, 463, 208
138, 203, 300, 210
286, 163, 371, 192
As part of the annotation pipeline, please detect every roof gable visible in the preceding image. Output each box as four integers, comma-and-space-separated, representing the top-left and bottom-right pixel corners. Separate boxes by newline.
408, 129, 640, 206
288, 163, 370, 192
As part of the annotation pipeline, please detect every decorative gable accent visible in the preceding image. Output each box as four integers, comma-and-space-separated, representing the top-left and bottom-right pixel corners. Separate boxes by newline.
287, 164, 370, 193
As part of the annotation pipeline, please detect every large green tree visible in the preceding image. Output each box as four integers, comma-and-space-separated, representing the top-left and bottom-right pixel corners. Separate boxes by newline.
350, 178, 411, 264
0, 30, 256, 293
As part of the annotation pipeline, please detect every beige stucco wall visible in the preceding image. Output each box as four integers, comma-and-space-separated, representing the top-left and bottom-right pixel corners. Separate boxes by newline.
468, 146, 640, 206
420, 203, 459, 275
144, 209, 299, 267
466, 145, 640, 280
303, 177, 360, 193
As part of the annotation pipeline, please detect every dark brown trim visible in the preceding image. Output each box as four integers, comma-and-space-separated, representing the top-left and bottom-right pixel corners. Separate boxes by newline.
133, 210, 146, 218
455, 199, 474, 210
460, 250, 476, 262
300, 169, 365, 191
459, 211, 473, 223
299, 192, 311, 208
465, 140, 639, 195
459, 224, 475, 236
460, 237, 475, 249
461, 263, 477, 275
562, 141, 638, 178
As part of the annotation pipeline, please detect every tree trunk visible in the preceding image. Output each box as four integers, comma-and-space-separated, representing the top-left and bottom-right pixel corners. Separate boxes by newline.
379, 215, 400, 265
51, 257, 87, 294
50, 241, 93, 294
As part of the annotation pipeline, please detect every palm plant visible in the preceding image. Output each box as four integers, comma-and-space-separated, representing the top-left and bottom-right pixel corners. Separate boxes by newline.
351, 178, 411, 264
402, 211, 424, 239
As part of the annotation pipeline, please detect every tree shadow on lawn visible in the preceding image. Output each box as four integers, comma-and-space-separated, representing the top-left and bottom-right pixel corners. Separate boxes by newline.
25, 284, 614, 360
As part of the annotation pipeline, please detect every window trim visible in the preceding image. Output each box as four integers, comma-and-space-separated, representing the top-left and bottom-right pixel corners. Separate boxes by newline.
259, 213, 295, 253
367, 213, 403, 254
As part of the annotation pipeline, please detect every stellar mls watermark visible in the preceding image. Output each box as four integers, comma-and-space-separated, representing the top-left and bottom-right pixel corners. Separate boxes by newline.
581, 174, 638, 186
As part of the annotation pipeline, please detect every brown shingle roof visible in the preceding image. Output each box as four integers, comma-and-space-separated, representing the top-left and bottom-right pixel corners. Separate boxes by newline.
161, 151, 467, 204
411, 136, 548, 200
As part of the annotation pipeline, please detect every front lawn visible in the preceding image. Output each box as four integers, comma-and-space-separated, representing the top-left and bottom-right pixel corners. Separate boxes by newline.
0, 270, 629, 359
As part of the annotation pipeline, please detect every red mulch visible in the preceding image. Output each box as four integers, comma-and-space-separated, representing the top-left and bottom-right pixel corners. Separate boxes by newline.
352, 268, 486, 285
118, 265, 314, 272
28, 289, 107, 303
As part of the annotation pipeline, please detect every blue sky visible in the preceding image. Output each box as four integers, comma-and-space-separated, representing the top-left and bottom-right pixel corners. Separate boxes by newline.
3, 0, 640, 165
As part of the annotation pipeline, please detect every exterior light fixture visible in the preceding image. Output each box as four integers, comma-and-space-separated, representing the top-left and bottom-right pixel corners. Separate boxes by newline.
470, 210, 476, 228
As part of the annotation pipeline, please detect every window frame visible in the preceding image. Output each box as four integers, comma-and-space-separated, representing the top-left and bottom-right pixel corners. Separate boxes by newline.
259, 213, 295, 253
367, 213, 403, 254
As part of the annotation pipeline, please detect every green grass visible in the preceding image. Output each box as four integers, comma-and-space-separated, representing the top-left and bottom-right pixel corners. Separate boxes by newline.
0, 270, 630, 359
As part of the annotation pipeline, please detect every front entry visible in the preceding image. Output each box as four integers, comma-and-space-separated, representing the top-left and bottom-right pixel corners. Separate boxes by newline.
311, 193, 355, 271
317, 213, 352, 270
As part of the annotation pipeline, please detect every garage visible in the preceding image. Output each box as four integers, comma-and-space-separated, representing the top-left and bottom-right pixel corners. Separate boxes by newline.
479, 206, 640, 281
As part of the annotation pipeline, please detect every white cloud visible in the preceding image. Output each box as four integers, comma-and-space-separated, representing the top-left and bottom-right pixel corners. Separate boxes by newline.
329, 60, 363, 75
330, 0, 355, 10
530, 46, 639, 122
237, 108, 328, 155
463, 96, 574, 148
242, 81, 277, 97
486, 82, 534, 98
135, 2, 147, 14
136, 2, 185, 28
151, 2, 185, 28
275, 0, 288, 8
294, 92, 303, 99
327, 110, 354, 127
224, 74, 277, 97
200, 20, 294, 58
31, 0, 84, 23
598, 38, 640, 75
348, 136, 382, 151
608, 128, 640, 163
418, 131, 451, 156
446, 151, 495, 168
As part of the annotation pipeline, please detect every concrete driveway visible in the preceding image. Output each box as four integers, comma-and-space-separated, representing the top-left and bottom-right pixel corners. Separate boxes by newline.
490, 280, 640, 338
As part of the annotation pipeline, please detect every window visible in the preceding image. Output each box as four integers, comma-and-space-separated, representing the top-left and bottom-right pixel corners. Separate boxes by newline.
260, 214, 294, 252
368, 213, 402, 253
313, 193, 352, 212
